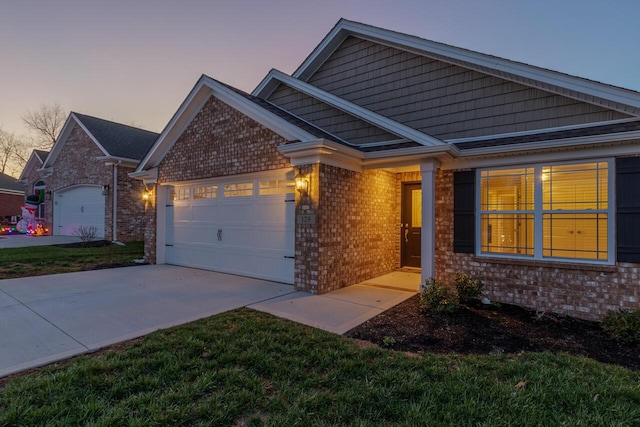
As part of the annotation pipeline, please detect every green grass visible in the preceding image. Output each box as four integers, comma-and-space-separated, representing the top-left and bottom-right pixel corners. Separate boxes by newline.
1, 309, 638, 426
0, 242, 144, 279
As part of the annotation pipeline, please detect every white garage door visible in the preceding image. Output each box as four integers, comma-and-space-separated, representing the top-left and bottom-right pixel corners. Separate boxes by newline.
54, 186, 106, 238
165, 172, 295, 284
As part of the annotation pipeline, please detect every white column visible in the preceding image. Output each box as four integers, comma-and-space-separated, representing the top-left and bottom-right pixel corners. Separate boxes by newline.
420, 159, 439, 289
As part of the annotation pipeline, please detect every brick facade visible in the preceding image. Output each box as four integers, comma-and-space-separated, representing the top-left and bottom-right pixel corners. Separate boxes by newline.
29, 124, 145, 241
295, 164, 398, 293
145, 95, 293, 263
434, 168, 640, 321
157, 96, 291, 184
0, 193, 23, 219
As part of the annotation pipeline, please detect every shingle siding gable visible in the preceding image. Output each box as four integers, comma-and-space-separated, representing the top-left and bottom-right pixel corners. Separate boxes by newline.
305, 36, 631, 139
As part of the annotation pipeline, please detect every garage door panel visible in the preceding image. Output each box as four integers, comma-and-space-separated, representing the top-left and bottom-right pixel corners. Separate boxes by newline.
164, 174, 294, 284
54, 186, 105, 238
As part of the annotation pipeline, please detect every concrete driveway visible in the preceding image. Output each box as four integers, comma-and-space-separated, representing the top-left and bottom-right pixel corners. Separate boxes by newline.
1, 265, 414, 378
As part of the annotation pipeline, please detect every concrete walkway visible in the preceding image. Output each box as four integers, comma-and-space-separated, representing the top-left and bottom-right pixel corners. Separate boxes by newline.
0, 265, 415, 378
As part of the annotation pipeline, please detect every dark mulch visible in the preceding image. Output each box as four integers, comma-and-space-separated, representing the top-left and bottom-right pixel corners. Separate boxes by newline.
345, 295, 640, 371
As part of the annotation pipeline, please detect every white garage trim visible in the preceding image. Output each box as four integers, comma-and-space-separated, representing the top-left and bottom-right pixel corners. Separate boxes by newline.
157, 169, 296, 284
53, 185, 106, 238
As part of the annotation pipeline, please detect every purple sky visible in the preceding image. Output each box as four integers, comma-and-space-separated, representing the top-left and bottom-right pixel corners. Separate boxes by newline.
1, 0, 638, 138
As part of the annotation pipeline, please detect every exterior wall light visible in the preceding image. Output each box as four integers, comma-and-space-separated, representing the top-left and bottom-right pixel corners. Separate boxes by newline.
142, 191, 152, 202
295, 173, 309, 195
45, 191, 52, 201
101, 185, 110, 196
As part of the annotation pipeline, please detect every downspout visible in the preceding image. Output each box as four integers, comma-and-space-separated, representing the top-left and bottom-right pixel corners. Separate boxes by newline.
112, 160, 121, 242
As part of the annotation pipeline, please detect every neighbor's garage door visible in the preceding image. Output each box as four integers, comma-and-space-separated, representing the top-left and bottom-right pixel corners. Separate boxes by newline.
165, 172, 295, 284
53, 186, 105, 238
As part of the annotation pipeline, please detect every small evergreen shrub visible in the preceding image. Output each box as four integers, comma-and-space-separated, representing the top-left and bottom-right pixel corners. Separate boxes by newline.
601, 309, 640, 344
454, 273, 484, 304
420, 278, 459, 314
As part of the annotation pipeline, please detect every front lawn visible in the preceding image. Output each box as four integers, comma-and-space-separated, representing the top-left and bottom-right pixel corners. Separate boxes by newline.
1, 309, 638, 425
0, 241, 144, 279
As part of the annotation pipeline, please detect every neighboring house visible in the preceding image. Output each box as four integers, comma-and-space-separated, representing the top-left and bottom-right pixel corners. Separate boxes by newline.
32, 113, 158, 241
0, 172, 24, 223
18, 149, 50, 222
133, 19, 640, 320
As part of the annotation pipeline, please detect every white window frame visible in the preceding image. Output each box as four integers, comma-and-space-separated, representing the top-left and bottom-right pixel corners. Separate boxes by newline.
476, 159, 615, 265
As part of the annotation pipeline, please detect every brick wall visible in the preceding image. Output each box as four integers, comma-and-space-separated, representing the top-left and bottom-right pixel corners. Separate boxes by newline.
115, 165, 146, 241
39, 124, 144, 242
147, 95, 293, 263
157, 96, 291, 184
0, 193, 23, 219
295, 164, 398, 293
435, 169, 640, 321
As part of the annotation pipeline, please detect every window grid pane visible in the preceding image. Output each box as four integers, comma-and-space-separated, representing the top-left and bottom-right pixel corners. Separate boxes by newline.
543, 214, 608, 260
170, 187, 190, 201
481, 214, 534, 255
193, 185, 217, 199
224, 182, 254, 197
478, 161, 610, 263
258, 180, 294, 196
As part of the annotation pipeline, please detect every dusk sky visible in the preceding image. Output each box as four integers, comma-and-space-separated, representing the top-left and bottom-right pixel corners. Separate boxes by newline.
1, 0, 639, 140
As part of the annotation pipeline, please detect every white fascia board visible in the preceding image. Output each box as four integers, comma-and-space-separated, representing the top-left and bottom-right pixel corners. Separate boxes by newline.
72, 114, 111, 157
444, 136, 640, 170
137, 75, 318, 173
42, 114, 78, 168
444, 142, 640, 171
18, 153, 42, 181
95, 156, 139, 168
446, 118, 640, 144
278, 138, 460, 172
205, 76, 317, 142
0, 189, 25, 196
296, 20, 640, 113
268, 69, 445, 147
362, 145, 459, 169
278, 139, 364, 172
128, 167, 158, 184
457, 130, 640, 158
136, 81, 212, 172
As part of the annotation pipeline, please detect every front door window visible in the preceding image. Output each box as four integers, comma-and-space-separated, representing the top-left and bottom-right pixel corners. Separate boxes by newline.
402, 183, 422, 267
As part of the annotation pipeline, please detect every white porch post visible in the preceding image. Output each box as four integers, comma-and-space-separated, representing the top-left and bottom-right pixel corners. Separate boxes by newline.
420, 160, 439, 289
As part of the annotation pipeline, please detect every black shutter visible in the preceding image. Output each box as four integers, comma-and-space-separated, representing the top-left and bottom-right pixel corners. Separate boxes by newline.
453, 170, 475, 253
616, 157, 640, 263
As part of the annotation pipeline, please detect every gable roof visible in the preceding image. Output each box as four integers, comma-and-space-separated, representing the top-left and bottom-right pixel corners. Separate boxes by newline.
135, 74, 336, 173
260, 69, 445, 148
44, 112, 159, 168
18, 149, 49, 181
0, 172, 24, 194
256, 19, 640, 117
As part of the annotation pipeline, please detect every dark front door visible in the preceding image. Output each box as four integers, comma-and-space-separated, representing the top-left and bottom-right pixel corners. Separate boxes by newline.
401, 183, 422, 268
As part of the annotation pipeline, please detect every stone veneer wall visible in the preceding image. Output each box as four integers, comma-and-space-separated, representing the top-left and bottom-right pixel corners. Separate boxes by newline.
146, 95, 293, 263
435, 169, 640, 321
295, 164, 398, 294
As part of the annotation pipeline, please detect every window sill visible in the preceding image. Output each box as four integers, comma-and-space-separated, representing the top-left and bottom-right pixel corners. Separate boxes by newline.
472, 256, 618, 273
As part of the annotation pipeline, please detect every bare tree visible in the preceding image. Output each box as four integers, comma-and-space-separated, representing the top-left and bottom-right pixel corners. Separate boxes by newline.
22, 103, 66, 149
0, 128, 28, 175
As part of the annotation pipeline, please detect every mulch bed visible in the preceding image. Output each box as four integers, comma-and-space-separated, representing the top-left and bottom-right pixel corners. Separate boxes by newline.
345, 294, 640, 371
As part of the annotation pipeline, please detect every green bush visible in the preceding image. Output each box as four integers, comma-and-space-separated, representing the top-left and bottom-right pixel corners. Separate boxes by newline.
420, 278, 459, 314
601, 309, 640, 344
453, 273, 485, 304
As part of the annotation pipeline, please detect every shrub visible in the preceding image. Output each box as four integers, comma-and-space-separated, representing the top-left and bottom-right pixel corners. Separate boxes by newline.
454, 273, 484, 304
601, 309, 640, 344
420, 278, 459, 314
74, 226, 98, 243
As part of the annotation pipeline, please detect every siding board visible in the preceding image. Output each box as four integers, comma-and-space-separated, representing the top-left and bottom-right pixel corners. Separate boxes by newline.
302, 36, 630, 139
